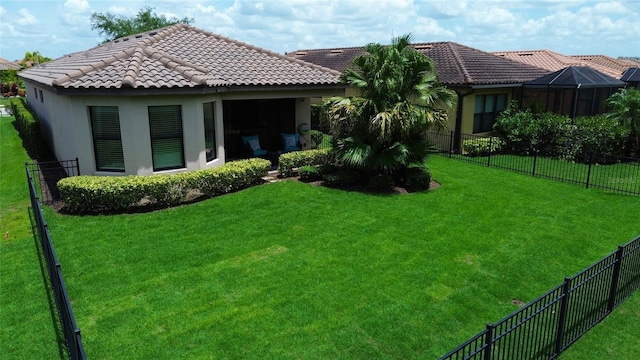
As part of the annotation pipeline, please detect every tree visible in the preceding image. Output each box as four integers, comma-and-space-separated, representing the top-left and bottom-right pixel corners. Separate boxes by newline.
20, 51, 52, 68
91, 6, 193, 42
606, 87, 640, 156
322, 34, 455, 183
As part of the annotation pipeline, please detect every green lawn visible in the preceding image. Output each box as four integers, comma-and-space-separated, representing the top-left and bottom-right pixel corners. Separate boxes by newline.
2, 105, 640, 358
452, 153, 640, 195
41, 156, 639, 358
0, 101, 62, 358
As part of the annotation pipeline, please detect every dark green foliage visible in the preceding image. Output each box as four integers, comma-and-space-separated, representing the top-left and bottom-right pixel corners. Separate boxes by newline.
606, 87, 640, 156
322, 170, 361, 188
57, 158, 270, 214
91, 6, 193, 42
298, 165, 322, 182
365, 174, 395, 192
309, 130, 325, 148
573, 115, 630, 157
402, 167, 431, 192
278, 148, 332, 177
9, 98, 48, 158
462, 137, 503, 157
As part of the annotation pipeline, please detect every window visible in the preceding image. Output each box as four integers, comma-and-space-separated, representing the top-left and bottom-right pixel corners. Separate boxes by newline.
34, 88, 38, 99
39, 90, 44, 103
473, 94, 508, 133
203, 102, 216, 162
89, 106, 125, 172
149, 105, 184, 171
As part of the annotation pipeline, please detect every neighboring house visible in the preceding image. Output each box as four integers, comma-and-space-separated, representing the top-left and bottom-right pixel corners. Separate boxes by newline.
19, 24, 345, 176
288, 42, 549, 147
621, 68, 640, 89
0, 58, 22, 71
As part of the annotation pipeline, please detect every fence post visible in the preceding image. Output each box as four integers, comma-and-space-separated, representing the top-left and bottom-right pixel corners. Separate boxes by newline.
449, 131, 454, 158
585, 152, 593, 189
75, 157, 80, 176
532, 148, 538, 177
484, 323, 493, 360
554, 277, 571, 355
607, 246, 624, 311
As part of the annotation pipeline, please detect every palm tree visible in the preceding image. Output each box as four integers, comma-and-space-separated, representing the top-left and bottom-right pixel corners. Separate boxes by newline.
323, 34, 455, 179
606, 87, 640, 155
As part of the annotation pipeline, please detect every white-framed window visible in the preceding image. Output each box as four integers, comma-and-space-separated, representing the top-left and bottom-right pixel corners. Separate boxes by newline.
203, 102, 216, 162
89, 106, 125, 172
149, 105, 185, 171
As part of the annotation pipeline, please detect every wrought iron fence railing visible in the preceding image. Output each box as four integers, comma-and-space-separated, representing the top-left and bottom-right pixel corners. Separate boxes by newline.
440, 235, 640, 360
26, 161, 85, 360
427, 131, 640, 196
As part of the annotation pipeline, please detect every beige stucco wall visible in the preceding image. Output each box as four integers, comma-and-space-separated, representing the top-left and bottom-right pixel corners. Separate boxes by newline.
24, 86, 344, 176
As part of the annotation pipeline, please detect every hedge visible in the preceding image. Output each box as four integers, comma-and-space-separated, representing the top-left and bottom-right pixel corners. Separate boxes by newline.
9, 98, 47, 158
58, 158, 271, 214
278, 148, 333, 177
462, 137, 503, 157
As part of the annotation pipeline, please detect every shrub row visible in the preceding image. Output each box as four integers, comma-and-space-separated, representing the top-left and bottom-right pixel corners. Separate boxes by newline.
58, 158, 271, 214
462, 137, 503, 157
278, 148, 332, 177
9, 98, 47, 158
494, 105, 630, 160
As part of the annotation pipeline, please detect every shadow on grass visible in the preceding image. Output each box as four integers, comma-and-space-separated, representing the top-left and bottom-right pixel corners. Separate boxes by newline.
28, 207, 69, 360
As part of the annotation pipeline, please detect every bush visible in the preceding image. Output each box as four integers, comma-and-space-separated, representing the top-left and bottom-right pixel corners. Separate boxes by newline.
402, 167, 431, 192
322, 170, 361, 188
298, 165, 322, 182
462, 137, 503, 157
9, 98, 47, 158
573, 115, 629, 157
278, 148, 332, 177
58, 158, 271, 214
309, 130, 325, 148
365, 174, 395, 192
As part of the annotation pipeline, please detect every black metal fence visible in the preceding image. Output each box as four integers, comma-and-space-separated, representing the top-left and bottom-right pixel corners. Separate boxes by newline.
427, 131, 640, 196
26, 158, 79, 204
440, 234, 640, 360
26, 162, 86, 360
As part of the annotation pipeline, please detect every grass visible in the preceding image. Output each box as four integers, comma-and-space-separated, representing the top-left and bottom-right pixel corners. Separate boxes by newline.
452, 153, 640, 195
40, 156, 639, 359
0, 100, 62, 358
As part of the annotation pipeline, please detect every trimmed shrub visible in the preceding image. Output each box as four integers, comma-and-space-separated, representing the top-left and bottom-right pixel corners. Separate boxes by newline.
365, 174, 395, 192
278, 148, 332, 177
9, 98, 47, 158
298, 165, 322, 182
403, 167, 431, 192
309, 130, 325, 148
462, 137, 503, 157
58, 158, 271, 214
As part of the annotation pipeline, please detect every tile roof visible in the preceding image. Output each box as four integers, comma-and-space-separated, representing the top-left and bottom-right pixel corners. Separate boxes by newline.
287, 42, 550, 86
571, 55, 640, 75
19, 24, 341, 91
492, 50, 624, 79
0, 58, 21, 71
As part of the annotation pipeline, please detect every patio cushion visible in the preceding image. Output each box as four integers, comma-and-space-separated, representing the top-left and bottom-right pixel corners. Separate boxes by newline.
241, 135, 267, 157
281, 133, 300, 152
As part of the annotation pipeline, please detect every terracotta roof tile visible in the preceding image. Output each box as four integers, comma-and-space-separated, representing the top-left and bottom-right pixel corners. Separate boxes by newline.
570, 55, 639, 76
288, 42, 549, 86
492, 50, 623, 79
20, 24, 341, 91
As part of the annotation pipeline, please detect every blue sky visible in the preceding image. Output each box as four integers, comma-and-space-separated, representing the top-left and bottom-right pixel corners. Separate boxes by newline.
1, 0, 639, 62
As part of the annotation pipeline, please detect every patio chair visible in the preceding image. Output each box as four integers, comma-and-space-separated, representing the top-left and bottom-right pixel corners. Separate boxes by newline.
281, 133, 301, 152
240, 134, 268, 157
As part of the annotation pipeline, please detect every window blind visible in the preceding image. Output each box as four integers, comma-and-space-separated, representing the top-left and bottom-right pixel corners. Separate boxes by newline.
203, 102, 216, 162
149, 105, 185, 171
89, 106, 124, 172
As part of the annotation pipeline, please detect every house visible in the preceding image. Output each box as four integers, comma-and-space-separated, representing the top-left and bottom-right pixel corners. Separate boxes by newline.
19, 24, 345, 176
288, 42, 549, 149
0, 58, 22, 71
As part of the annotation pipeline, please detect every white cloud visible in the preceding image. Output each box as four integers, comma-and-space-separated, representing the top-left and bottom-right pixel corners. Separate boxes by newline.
64, 0, 90, 13
16, 8, 38, 25
413, 17, 456, 40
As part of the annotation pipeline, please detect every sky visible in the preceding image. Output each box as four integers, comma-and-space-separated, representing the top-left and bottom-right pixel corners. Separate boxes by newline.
1, 0, 639, 63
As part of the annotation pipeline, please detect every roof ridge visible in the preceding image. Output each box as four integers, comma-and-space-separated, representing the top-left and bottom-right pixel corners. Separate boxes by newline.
141, 45, 214, 86
121, 48, 144, 87
446, 42, 473, 84
51, 49, 132, 86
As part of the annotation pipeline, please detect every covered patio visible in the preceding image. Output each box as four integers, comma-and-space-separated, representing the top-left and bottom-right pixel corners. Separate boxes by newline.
522, 66, 625, 118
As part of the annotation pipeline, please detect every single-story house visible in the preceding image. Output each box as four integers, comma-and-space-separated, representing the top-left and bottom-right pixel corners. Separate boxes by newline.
19, 24, 345, 176
287, 42, 549, 149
